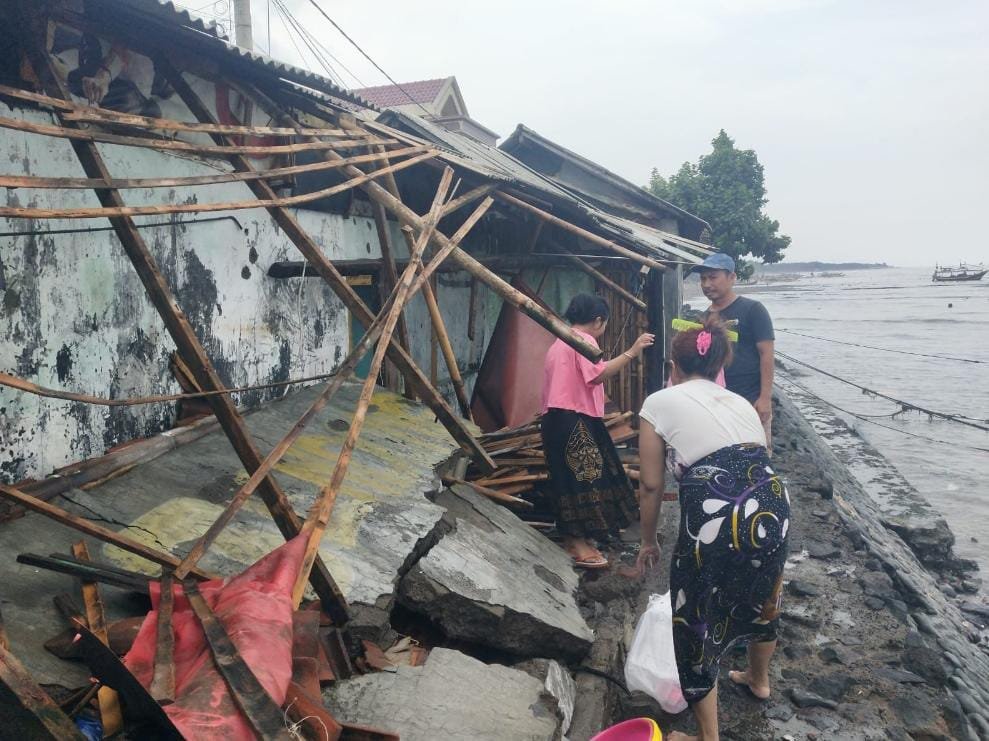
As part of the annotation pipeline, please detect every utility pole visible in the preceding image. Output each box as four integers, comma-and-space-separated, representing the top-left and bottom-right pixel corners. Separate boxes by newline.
233, 0, 253, 50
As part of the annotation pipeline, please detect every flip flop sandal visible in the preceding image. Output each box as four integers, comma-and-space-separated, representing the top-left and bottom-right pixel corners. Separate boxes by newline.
571, 554, 609, 570
728, 670, 770, 701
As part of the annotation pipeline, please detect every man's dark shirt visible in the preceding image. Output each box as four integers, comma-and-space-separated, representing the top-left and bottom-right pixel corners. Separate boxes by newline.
707, 296, 774, 402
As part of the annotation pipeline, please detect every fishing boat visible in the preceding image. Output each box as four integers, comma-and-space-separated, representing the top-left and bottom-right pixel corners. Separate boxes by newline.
931, 263, 987, 282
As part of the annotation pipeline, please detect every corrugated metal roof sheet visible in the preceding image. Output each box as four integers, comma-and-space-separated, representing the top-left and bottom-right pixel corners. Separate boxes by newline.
376, 111, 708, 266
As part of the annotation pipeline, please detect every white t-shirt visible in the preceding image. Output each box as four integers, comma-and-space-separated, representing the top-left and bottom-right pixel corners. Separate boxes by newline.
639, 379, 766, 470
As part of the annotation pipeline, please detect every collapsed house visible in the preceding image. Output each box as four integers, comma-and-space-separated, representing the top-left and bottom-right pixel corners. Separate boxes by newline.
0, 0, 713, 737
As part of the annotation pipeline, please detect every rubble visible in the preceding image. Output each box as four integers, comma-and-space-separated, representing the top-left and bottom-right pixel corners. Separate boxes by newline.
399, 484, 593, 661
323, 648, 565, 740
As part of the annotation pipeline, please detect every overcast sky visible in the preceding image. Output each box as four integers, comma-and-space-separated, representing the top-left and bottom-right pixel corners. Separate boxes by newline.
244, 0, 988, 266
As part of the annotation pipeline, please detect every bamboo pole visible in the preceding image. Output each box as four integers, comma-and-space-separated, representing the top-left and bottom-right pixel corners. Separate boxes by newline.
0, 115, 390, 157
369, 199, 414, 397
170, 195, 492, 580
562, 253, 647, 312
71, 542, 123, 738
0, 151, 434, 219
159, 57, 495, 470
0, 483, 214, 577
496, 192, 668, 273
0, 82, 353, 137
439, 183, 497, 218
291, 168, 455, 607
240, 85, 604, 362
0, 144, 429, 190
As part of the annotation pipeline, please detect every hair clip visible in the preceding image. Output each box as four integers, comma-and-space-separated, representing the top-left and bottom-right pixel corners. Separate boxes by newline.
696, 331, 712, 356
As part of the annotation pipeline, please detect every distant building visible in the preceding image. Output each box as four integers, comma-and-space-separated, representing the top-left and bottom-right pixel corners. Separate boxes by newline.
352, 76, 500, 146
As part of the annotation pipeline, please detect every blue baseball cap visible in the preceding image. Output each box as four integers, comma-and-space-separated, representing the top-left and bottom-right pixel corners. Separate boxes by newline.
694, 253, 736, 273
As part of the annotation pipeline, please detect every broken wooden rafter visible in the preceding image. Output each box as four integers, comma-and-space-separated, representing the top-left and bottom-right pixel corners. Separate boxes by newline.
71, 541, 124, 738
243, 83, 605, 362
291, 167, 456, 607
496, 191, 669, 273
14, 16, 350, 621
0, 144, 429, 190
149, 572, 176, 706
183, 581, 293, 740
159, 57, 495, 472
0, 642, 86, 740
170, 195, 495, 582
0, 151, 435, 219
0, 114, 391, 157
0, 482, 214, 577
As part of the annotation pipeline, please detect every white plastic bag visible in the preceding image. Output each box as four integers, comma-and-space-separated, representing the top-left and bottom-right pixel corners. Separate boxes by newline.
624, 592, 688, 713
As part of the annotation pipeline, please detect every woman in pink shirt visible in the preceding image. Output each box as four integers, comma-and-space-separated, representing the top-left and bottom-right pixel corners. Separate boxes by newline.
541, 294, 655, 568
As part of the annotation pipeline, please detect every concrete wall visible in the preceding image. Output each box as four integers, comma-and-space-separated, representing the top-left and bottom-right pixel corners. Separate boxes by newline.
0, 89, 500, 483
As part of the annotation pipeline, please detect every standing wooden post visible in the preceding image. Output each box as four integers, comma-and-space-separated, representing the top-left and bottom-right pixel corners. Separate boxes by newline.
71, 542, 123, 737
158, 58, 494, 471
292, 169, 454, 606
646, 269, 665, 393
14, 9, 347, 618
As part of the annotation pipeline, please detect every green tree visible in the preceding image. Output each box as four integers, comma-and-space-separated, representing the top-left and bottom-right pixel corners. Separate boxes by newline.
647, 130, 790, 268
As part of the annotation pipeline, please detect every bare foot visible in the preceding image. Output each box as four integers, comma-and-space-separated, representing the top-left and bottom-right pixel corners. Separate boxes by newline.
728, 669, 770, 700
667, 732, 699, 741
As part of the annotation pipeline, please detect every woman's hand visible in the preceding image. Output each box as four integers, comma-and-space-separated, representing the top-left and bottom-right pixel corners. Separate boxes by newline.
627, 333, 656, 358
635, 541, 661, 576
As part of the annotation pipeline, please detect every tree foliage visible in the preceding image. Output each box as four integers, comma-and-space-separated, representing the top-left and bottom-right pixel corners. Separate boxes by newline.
648, 130, 790, 266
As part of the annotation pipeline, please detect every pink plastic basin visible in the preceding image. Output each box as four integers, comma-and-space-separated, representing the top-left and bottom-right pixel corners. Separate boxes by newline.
590, 717, 663, 741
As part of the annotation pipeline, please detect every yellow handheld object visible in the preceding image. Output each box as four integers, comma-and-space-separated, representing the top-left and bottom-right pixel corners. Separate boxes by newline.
671, 317, 738, 342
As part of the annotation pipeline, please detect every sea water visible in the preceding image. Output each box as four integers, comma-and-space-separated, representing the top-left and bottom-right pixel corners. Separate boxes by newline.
692, 266, 989, 574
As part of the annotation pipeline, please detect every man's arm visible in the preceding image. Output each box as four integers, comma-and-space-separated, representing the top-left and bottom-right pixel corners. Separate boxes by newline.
755, 339, 775, 422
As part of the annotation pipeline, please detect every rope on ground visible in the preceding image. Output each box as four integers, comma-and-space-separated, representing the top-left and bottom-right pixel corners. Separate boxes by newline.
0, 369, 347, 407
777, 328, 986, 364
776, 351, 989, 433
778, 374, 989, 454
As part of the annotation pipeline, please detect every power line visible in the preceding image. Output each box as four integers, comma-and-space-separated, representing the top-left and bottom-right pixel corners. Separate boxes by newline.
273, 0, 345, 87
776, 351, 989, 433
303, 0, 434, 117
779, 374, 989, 454
778, 328, 986, 365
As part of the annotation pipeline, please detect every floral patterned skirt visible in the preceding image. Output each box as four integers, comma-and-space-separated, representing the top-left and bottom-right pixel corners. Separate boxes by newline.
540, 408, 638, 540
670, 443, 790, 703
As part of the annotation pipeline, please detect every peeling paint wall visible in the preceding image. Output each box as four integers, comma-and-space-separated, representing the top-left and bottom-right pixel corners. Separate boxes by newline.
0, 92, 500, 483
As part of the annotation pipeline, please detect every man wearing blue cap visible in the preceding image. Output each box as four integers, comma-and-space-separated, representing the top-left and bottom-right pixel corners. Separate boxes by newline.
696, 253, 776, 450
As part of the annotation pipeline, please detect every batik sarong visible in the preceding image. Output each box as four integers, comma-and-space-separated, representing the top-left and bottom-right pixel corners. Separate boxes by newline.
541, 408, 638, 540
669, 443, 790, 703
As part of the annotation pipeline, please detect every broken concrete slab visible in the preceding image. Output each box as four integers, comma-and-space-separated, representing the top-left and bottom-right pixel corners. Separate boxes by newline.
323, 647, 563, 740
399, 484, 593, 661
516, 658, 577, 738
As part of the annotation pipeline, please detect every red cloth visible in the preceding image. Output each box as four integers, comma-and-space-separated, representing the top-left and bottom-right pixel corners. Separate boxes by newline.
125, 535, 305, 739
542, 329, 607, 418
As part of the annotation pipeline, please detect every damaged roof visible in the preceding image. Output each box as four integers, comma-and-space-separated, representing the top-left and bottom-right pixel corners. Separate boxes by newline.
86, 0, 376, 111
376, 110, 710, 265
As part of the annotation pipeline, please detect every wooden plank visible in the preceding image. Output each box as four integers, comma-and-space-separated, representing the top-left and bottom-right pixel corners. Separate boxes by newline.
442, 478, 534, 508
0, 483, 213, 577
14, 23, 349, 622
369, 199, 414, 397
71, 620, 181, 738
439, 183, 498, 218
0, 114, 390, 157
0, 151, 434, 219
183, 581, 293, 740
291, 168, 455, 607
149, 573, 176, 705
0, 144, 428, 190
16, 553, 153, 593
71, 541, 124, 738
160, 59, 496, 472
0, 645, 86, 740
496, 191, 669, 273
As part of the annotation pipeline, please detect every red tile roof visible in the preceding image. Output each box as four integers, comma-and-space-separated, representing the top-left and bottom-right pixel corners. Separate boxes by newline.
351, 77, 449, 108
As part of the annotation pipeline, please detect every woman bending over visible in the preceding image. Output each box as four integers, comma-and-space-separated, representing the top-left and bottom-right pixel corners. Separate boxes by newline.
637, 320, 790, 741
